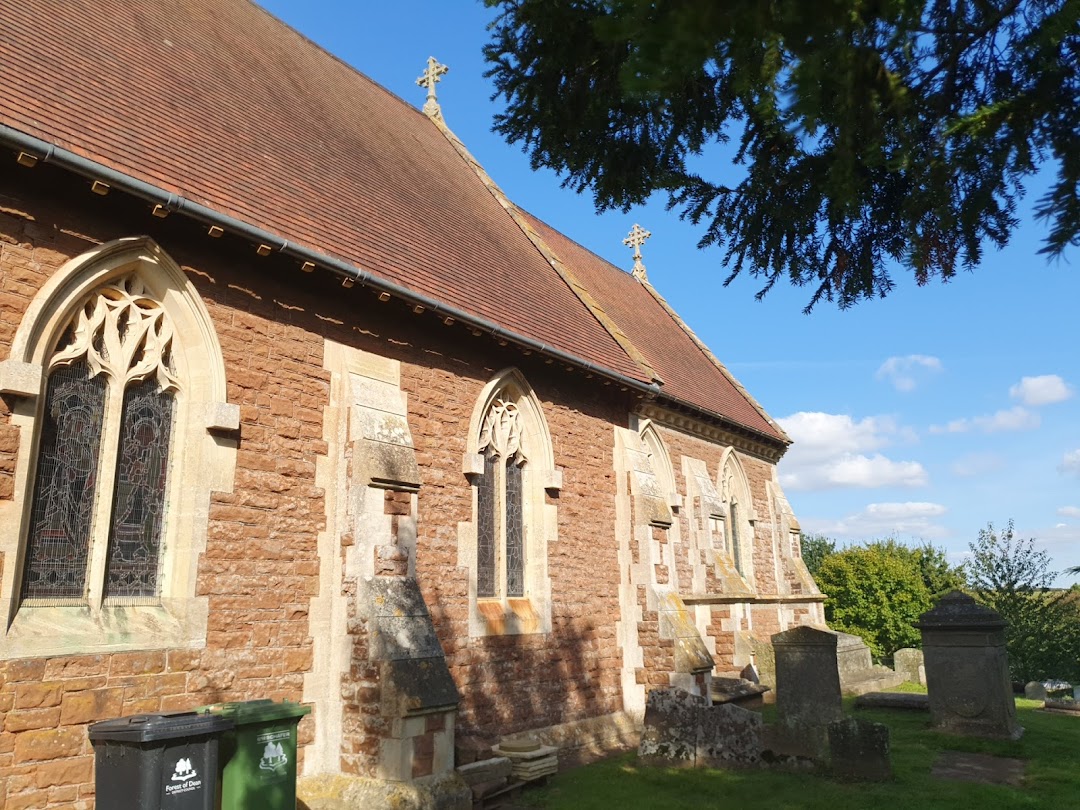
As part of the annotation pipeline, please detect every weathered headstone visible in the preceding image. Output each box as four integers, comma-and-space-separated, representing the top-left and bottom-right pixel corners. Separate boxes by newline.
828, 718, 892, 781
771, 627, 845, 755
834, 633, 905, 695
916, 591, 1023, 739
893, 648, 926, 686
639, 688, 762, 769
1024, 681, 1048, 701
697, 703, 763, 769
772, 626, 845, 728
1042, 699, 1080, 716
639, 688, 703, 766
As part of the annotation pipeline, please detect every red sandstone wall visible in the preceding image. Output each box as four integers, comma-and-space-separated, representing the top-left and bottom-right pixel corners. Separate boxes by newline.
405, 359, 628, 735
0, 168, 635, 806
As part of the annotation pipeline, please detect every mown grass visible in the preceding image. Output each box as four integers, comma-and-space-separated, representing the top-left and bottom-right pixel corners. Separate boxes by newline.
519, 696, 1080, 809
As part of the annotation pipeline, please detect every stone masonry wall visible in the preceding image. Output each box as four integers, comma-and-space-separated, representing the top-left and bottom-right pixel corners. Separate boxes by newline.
0, 166, 637, 806
406, 359, 628, 735
654, 424, 809, 675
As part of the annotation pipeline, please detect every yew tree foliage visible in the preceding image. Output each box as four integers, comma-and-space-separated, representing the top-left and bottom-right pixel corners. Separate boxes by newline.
967, 520, 1080, 682
484, 0, 1080, 310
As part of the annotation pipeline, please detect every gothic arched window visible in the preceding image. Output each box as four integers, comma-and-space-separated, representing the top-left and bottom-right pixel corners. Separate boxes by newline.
0, 237, 237, 659
476, 397, 528, 598
22, 275, 179, 606
720, 451, 754, 581
461, 370, 557, 636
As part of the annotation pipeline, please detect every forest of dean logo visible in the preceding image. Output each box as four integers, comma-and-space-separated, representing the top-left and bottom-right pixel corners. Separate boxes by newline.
259, 741, 288, 771
171, 758, 196, 781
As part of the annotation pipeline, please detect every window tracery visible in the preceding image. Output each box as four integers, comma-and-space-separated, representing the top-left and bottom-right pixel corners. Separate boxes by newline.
21, 273, 179, 606
477, 396, 527, 599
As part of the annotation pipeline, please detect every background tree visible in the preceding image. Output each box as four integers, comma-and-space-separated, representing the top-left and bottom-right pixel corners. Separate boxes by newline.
967, 520, 1080, 682
912, 542, 967, 599
485, 0, 1080, 310
799, 533, 836, 579
815, 540, 935, 658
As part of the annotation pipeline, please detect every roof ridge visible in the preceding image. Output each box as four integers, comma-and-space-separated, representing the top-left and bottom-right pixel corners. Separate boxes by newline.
637, 278, 791, 443
423, 113, 663, 386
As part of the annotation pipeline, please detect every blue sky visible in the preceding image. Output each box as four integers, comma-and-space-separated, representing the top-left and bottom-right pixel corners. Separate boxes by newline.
259, 1, 1080, 583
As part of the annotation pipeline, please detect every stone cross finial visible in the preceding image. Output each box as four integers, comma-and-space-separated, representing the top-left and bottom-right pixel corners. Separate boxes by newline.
623, 224, 652, 280
416, 56, 449, 118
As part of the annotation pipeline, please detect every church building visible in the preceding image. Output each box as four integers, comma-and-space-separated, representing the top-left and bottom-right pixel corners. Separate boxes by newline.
0, 1, 822, 806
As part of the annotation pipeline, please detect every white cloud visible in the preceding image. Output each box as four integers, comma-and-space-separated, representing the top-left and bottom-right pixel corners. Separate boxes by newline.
1009, 374, 1074, 406
875, 354, 943, 392
778, 412, 927, 491
801, 502, 949, 540
930, 406, 1040, 434
778, 412, 892, 461
950, 452, 1006, 478
1058, 506, 1080, 519
1061, 449, 1080, 476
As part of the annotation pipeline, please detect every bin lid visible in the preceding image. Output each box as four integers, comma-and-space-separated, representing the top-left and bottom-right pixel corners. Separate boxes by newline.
198, 699, 312, 725
89, 711, 233, 743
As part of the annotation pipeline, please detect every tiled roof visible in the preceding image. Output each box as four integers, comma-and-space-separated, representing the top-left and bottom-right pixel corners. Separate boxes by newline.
524, 216, 787, 442
0, 0, 784, 444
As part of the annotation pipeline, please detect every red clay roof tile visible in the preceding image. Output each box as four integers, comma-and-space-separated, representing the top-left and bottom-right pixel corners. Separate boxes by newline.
524, 215, 786, 442
0, 0, 784, 442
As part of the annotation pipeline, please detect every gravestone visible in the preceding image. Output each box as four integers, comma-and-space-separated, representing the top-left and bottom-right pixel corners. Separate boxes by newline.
828, 718, 892, 781
697, 702, 763, 769
772, 627, 844, 728
916, 591, 1022, 739
771, 627, 844, 755
893, 648, 926, 686
711, 676, 770, 710
639, 688, 702, 766
853, 692, 929, 711
1024, 681, 1048, 701
639, 688, 762, 769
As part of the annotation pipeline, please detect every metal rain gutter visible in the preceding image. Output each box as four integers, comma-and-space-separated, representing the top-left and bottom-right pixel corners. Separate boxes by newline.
0, 124, 661, 398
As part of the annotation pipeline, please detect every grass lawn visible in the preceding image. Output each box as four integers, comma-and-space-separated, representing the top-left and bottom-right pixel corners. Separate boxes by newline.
518, 696, 1080, 809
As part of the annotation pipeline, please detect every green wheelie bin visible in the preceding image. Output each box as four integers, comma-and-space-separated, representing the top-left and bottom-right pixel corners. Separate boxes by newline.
198, 699, 311, 809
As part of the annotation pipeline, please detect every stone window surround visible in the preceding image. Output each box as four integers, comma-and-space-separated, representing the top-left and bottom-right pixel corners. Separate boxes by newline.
718, 448, 755, 583
458, 368, 558, 637
0, 237, 237, 659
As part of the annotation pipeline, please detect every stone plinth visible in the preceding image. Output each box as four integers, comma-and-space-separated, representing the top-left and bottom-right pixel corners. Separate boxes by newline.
916, 591, 1022, 740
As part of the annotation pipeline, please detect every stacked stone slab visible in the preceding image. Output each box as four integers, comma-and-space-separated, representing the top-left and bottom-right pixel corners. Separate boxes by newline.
493, 738, 558, 782
916, 591, 1023, 740
834, 632, 906, 695
456, 757, 513, 802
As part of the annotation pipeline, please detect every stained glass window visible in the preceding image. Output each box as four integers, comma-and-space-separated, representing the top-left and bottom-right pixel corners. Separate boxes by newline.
104, 378, 176, 602
20, 274, 182, 610
730, 502, 743, 574
505, 456, 524, 597
477, 449, 497, 598
21, 362, 106, 603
